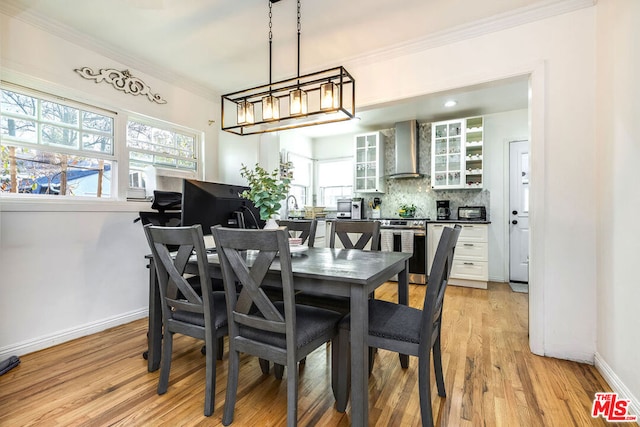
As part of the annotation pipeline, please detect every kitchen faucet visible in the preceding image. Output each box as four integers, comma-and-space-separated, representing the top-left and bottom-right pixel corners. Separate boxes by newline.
285, 195, 298, 219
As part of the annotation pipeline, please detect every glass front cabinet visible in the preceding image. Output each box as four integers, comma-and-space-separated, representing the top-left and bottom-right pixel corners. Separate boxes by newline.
431, 116, 484, 189
354, 131, 385, 193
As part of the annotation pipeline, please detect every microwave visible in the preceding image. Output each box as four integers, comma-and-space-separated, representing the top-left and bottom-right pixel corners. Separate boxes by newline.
336, 198, 352, 218
458, 206, 487, 221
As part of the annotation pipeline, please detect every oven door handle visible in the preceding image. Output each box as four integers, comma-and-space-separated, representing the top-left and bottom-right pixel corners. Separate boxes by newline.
414, 232, 426, 237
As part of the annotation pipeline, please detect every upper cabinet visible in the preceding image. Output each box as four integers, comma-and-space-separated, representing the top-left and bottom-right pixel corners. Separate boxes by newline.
431, 116, 484, 189
354, 132, 385, 193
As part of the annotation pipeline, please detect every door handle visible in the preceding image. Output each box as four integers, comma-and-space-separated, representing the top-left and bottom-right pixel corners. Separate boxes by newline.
512, 220, 518, 225
512, 210, 518, 215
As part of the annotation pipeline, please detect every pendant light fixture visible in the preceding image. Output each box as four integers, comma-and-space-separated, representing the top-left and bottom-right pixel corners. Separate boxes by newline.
221, 0, 355, 135
261, 0, 279, 121
289, 0, 307, 116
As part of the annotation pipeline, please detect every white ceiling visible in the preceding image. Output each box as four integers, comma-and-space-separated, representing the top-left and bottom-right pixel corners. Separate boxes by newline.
1, 0, 555, 137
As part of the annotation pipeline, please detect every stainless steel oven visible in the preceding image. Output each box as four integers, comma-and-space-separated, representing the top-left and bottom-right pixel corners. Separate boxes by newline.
378, 218, 428, 284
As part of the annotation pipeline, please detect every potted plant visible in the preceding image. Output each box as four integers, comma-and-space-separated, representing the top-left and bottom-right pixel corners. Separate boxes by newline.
239, 163, 291, 228
399, 203, 416, 218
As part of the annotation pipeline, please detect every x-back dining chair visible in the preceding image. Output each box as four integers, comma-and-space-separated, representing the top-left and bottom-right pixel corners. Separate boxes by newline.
334, 224, 461, 427
329, 219, 380, 251
276, 219, 317, 247
296, 219, 381, 315
211, 225, 343, 427
143, 224, 228, 417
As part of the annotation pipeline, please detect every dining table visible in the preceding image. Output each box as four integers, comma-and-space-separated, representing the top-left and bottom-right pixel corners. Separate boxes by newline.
145, 246, 411, 426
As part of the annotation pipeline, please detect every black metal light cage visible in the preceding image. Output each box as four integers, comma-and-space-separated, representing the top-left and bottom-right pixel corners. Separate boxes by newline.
221, 66, 355, 135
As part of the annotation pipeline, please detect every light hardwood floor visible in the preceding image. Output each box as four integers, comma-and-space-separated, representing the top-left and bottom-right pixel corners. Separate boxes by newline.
0, 282, 622, 426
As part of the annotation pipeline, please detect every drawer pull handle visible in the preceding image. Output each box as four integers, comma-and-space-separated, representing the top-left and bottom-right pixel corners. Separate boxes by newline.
463, 262, 475, 265
463, 243, 474, 246
463, 225, 474, 228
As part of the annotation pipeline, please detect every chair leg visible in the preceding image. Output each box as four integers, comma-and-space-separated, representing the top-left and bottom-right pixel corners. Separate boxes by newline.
274, 364, 285, 380
222, 348, 240, 426
259, 358, 270, 374
157, 330, 173, 395
217, 336, 224, 360
204, 333, 216, 417
286, 359, 298, 427
334, 328, 350, 412
418, 351, 434, 427
433, 335, 446, 397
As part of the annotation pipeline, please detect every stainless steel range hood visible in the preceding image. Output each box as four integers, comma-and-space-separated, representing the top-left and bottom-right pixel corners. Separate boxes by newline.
389, 120, 422, 179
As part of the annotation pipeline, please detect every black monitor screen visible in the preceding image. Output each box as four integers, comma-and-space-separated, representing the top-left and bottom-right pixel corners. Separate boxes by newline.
181, 179, 264, 234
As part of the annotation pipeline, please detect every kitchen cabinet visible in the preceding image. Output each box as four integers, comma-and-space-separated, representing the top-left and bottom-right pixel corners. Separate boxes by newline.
431, 116, 484, 189
354, 131, 384, 193
427, 222, 488, 289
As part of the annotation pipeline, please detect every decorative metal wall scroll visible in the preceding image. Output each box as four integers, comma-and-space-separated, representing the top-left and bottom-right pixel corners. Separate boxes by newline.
74, 67, 167, 104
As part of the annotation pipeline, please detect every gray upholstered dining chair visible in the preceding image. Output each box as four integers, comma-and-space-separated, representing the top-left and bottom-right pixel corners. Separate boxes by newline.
211, 225, 343, 427
143, 224, 228, 417
276, 219, 317, 247
334, 225, 461, 427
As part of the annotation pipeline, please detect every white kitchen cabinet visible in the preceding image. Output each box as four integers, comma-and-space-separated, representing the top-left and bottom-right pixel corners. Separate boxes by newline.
427, 222, 489, 289
431, 116, 484, 189
354, 132, 385, 193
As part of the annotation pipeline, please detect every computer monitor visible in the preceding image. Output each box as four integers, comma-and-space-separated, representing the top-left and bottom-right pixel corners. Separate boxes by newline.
181, 179, 264, 235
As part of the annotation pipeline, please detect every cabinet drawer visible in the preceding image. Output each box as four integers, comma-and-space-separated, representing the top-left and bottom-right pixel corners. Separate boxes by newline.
454, 242, 488, 261
457, 224, 488, 242
450, 259, 488, 281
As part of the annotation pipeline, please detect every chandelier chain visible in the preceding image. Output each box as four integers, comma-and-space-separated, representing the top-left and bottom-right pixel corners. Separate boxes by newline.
268, 0, 273, 41
268, 0, 273, 86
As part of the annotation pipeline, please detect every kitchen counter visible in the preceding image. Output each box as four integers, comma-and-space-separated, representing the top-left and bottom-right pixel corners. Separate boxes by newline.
427, 219, 491, 224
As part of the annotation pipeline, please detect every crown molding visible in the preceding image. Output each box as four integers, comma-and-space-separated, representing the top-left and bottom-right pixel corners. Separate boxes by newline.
1, 0, 595, 98
0, 1, 218, 99
343, 0, 596, 67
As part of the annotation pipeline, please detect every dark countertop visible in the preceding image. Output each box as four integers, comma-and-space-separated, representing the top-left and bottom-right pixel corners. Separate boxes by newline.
427, 219, 491, 224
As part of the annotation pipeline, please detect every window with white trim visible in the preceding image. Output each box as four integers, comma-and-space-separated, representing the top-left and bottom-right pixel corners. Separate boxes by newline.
317, 158, 353, 208
1, 87, 115, 197
126, 119, 198, 195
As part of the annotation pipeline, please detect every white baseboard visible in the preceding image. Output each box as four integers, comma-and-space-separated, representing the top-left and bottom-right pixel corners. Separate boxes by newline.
594, 352, 640, 422
0, 308, 148, 360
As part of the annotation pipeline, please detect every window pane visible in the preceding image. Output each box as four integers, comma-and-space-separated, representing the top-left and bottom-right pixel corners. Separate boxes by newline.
154, 129, 174, 147
176, 134, 194, 151
127, 122, 152, 143
130, 151, 154, 163
82, 133, 113, 154
154, 155, 176, 166
41, 101, 79, 126
82, 111, 113, 133
1, 117, 37, 143
1, 90, 36, 117
0, 145, 110, 197
42, 124, 79, 148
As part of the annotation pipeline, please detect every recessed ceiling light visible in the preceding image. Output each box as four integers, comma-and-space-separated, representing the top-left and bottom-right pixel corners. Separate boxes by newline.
444, 100, 457, 108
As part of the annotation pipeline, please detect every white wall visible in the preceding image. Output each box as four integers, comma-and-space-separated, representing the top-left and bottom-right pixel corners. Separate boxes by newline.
483, 109, 529, 282
0, 12, 218, 358
339, 6, 598, 363
595, 0, 640, 410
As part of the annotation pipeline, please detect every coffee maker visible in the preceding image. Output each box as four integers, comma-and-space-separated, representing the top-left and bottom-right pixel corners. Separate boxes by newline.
436, 200, 451, 220
351, 197, 364, 220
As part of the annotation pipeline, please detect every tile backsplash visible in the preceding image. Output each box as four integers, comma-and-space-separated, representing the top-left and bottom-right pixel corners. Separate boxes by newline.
356, 122, 490, 220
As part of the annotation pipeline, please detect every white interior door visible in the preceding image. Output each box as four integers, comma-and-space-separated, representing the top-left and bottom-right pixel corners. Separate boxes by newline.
509, 140, 530, 283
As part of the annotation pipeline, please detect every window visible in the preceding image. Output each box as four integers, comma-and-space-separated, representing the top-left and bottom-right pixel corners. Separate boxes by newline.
126, 119, 198, 194
285, 152, 311, 208
317, 158, 353, 208
1, 87, 114, 197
